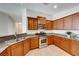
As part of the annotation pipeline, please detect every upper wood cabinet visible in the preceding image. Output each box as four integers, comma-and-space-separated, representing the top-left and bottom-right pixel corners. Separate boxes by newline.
53, 18, 64, 30
45, 20, 53, 30
30, 37, 39, 49
72, 13, 79, 30
28, 17, 38, 30
56, 18, 64, 30
37, 16, 46, 24
53, 13, 79, 30
53, 20, 57, 30
63, 15, 72, 30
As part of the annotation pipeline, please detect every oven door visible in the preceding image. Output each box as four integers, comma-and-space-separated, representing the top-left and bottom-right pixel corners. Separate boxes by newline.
39, 37, 47, 45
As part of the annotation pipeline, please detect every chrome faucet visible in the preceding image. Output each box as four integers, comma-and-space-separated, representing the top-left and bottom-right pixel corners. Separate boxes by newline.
14, 32, 19, 41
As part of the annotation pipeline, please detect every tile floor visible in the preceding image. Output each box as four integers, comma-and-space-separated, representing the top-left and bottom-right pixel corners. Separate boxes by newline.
26, 45, 71, 56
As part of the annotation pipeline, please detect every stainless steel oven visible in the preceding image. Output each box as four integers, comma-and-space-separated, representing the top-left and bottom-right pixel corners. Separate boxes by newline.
39, 35, 48, 48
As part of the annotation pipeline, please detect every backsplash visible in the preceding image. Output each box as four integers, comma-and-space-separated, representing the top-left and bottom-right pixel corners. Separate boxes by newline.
52, 30, 79, 34
27, 30, 79, 35
0, 33, 27, 43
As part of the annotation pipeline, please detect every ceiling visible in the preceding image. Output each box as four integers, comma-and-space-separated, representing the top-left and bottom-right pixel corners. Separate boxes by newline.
0, 3, 79, 21
0, 3, 79, 16
23, 3, 79, 15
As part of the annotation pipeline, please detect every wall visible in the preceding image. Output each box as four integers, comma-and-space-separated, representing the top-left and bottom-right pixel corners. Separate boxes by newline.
52, 5, 79, 20
27, 9, 52, 20
0, 12, 15, 36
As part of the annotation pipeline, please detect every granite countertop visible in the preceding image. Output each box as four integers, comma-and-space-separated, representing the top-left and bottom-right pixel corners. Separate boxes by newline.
0, 35, 36, 53
0, 33, 79, 54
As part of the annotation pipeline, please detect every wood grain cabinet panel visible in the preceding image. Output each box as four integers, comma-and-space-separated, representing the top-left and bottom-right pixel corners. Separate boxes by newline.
72, 13, 79, 30
56, 18, 64, 30
60, 38, 71, 53
45, 20, 52, 30
48, 35, 54, 45
0, 47, 11, 56
10, 41, 24, 56
28, 17, 38, 30
53, 36, 71, 55
53, 20, 57, 30
23, 38, 31, 55
37, 16, 46, 24
64, 16, 72, 30
53, 36, 61, 47
30, 37, 39, 49
71, 40, 79, 56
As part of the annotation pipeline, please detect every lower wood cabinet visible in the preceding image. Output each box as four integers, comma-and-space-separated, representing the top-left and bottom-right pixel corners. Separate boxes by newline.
10, 41, 24, 56
1, 35, 79, 56
0, 47, 11, 56
48, 35, 54, 45
23, 38, 31, 55
60, 38, 71, 53
71, 40, 79, 56
30, 37, 39, 49
53, 36, 61, 47
53, 35, 71, 55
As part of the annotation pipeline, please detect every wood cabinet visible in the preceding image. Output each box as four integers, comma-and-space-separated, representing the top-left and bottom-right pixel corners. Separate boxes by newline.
0, 47, 11, 56
45, 20, 53, 30
48, 35, 54, 45
53, 18, 64, 30
72, 13, 79, 30
56, 18, 64, 30
30, 37, 39, 49
53, 20, 57, 30
37, 16, 46, 24
60, 38, 71, 53
53, 35, 61, 47
10, 41, 24, 56
28, 17, 38, 30
53, 35, 71, 54
63, 16, 72, 30
23, 38, 31, 55
71, 40, 79, 56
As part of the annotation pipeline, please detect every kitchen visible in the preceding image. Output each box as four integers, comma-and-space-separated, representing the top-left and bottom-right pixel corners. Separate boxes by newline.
0, 3, 79, 56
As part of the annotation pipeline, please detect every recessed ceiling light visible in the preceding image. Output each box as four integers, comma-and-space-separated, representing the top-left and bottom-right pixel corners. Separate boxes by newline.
53, 5, 58, 8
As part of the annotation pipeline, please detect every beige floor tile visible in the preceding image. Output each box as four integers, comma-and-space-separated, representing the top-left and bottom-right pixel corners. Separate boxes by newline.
26, 45, 71, 56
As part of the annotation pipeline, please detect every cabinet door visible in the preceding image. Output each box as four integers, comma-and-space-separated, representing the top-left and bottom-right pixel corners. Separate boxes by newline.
71, 40, 79, 56
53, 20, 57, 29
37, 16, 46, 24
45, 20, 52, 30
56, 19, 64, 30
23, 38, 30, 55
30, 37, 39, 49
60, 38, 71, 53
64, 16, 72, 30
0, 50, 8, 56
72, 13, 79, 30
53, 36, 61, 47
11, 42, 24, 56
28, 17, 38, 30
48, 35, 53, 45
0, 47, 11, 56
